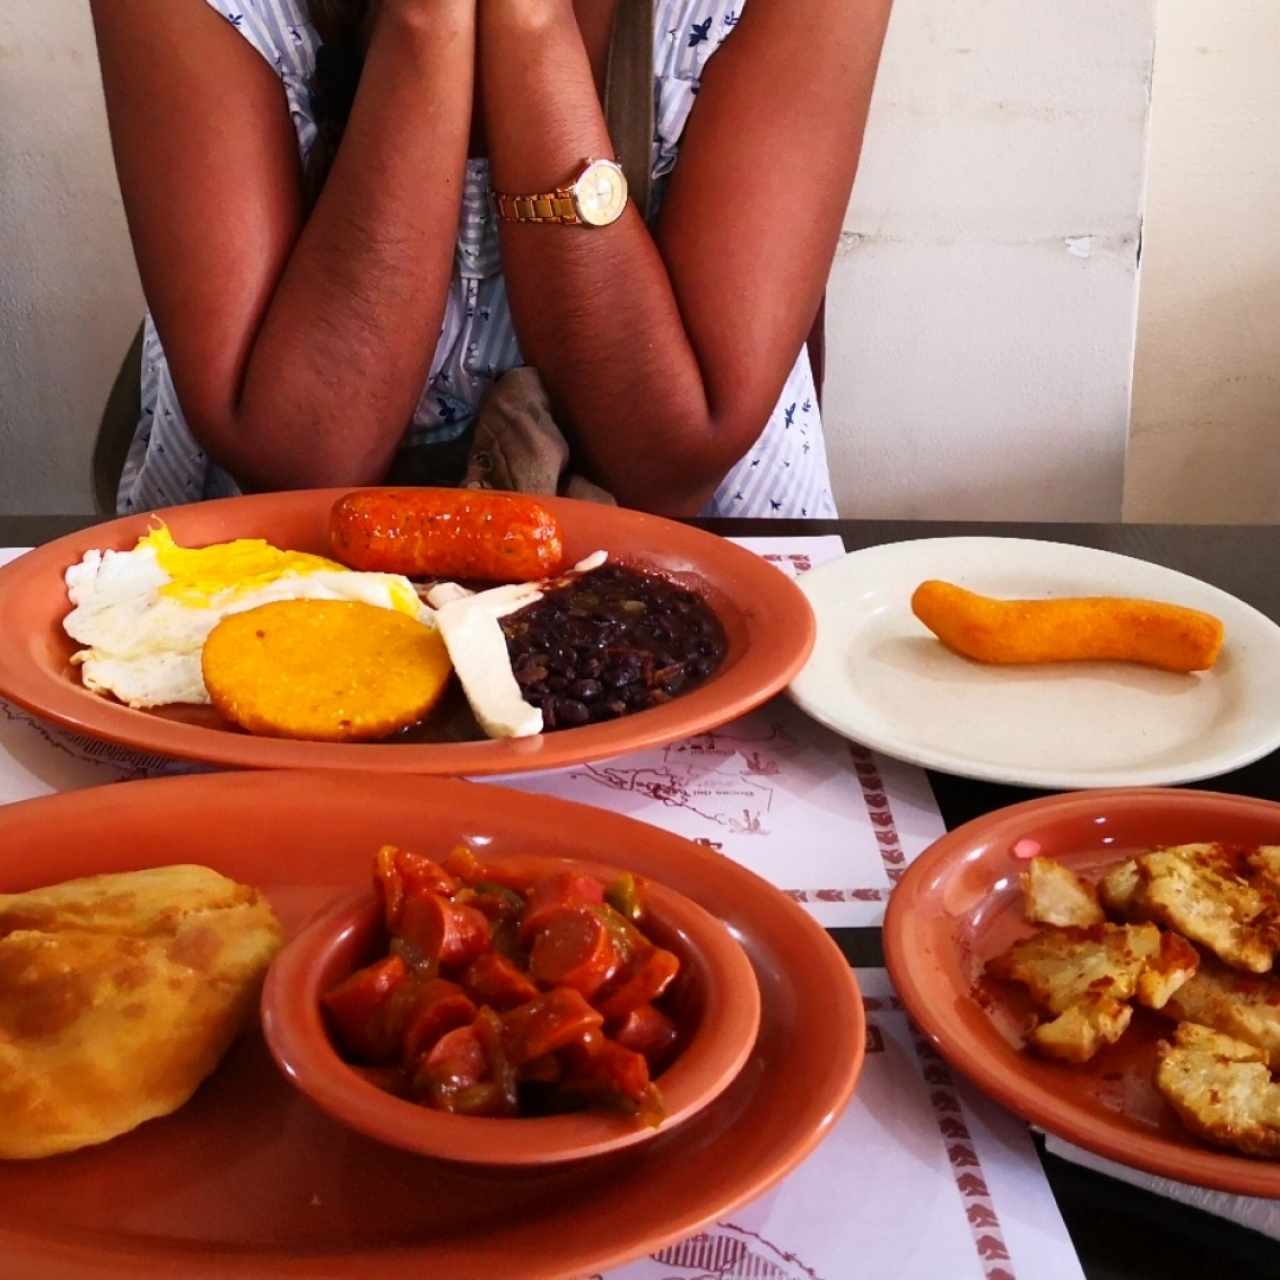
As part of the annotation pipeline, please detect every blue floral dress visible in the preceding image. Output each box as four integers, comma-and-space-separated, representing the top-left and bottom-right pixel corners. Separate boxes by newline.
119, 0, 837, 518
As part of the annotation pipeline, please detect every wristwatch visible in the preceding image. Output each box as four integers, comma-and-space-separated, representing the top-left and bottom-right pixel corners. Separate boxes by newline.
492, 158, 629, 228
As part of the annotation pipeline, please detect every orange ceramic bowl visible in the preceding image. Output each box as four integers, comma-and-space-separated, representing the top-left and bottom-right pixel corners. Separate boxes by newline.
262, 853, 762, 1166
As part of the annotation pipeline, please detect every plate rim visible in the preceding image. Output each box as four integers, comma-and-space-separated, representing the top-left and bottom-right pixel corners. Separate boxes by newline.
0, 768, 865, 1275
884, 785, 1280, 1198
0, 489, 815, 776
788, 535, 1280, 790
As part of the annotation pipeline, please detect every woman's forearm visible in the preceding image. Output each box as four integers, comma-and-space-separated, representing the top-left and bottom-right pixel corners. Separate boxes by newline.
221, 1, 475, 489
479, 1, 728, 514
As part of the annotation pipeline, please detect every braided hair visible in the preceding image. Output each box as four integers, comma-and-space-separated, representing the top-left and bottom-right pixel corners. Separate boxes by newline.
303, 0, 371, 202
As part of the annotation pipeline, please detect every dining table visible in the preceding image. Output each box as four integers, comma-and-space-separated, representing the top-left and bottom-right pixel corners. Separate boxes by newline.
3, 511, 1277, 1280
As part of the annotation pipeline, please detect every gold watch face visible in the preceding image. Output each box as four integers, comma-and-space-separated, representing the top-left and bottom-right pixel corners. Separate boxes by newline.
572, 160, 628, 227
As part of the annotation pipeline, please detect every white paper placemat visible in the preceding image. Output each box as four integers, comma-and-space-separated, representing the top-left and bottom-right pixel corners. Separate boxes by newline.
599, 969, 1084, 1280
0, 539, 945, 924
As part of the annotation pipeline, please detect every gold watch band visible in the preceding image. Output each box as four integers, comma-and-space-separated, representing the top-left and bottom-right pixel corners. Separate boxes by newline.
493, 189, 581, 225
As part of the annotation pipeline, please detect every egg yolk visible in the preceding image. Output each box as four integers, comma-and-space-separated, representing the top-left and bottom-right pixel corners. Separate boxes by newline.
139, 524, 350, 606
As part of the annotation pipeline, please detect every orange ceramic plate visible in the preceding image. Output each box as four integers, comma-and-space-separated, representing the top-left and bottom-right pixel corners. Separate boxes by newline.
0, 489, 814, 774
884, 787, 1280, 1196
0, 771, 863, 1278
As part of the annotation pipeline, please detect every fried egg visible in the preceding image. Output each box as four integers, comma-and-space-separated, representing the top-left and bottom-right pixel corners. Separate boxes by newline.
63, 524, 432, 708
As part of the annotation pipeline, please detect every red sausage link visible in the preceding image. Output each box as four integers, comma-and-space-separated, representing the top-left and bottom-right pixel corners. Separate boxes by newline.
374, 845, 458, 930
463, 952, 540, 1010
521, 872, 607, 942
320, 955, 411, 1063
401, 978, 478, 1064
597, 946, 681, 1020
330, 489, 564, 582
502, 987, 603, 1065
397, 891, 492, 970
529, 906, 620, 997
612, 1003, 679, 1067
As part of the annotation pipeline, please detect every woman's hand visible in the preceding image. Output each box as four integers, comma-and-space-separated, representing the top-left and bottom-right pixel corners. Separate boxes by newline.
92, 0, 477, 492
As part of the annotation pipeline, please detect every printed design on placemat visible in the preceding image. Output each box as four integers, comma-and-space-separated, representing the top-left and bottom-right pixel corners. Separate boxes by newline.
0, 698, 184, 781
567, 722, 794, 833
906, 1024, 1017, 1280
588, 1222, 823, 1280
566, 724, 909, 906
782, 747, 911, 906
758, 552, 815, 577
847, 743, 908, 887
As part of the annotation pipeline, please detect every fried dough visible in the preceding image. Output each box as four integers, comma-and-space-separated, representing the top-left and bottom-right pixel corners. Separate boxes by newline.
0, 866, 281, 1158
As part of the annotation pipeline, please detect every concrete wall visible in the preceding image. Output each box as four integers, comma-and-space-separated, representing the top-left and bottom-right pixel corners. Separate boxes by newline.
1, 1, 1157, 518
1124, 0, 1280, 524
824, 0, 1154, 521
0, 2, 144, 513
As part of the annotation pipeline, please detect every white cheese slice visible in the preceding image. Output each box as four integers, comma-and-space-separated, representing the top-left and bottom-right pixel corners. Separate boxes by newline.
424, 582, 475, 609
434, 583, 546, 739
432, 551, 612, 740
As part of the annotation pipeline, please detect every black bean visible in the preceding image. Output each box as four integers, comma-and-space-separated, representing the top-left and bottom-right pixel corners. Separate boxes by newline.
546, 675, 569, 693
569, 679, 602, 702
602, 666, 634, 690
557, 699, 590, 726
580, 657, 603, 679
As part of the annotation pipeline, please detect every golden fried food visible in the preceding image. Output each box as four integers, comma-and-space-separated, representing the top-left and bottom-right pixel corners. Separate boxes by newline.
1135, 930, 1201, 1010
989, 922, 1180, 1014
1163, 962, 1280, 1070
1246, 846, 1280, 893
0, 866, 281, 1159
910, 580, 1224, 673
1101, 844, 1274, 974
1030, 994, 1132, 1064
202, 599, 453, 742
1155, 1022, 1280, 1158
1098, 858, 1141, 917
1022, 857, 1104, 928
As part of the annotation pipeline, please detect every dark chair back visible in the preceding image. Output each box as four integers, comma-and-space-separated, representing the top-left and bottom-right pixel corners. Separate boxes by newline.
806, 297, 826, 410
93, 323, 145, 515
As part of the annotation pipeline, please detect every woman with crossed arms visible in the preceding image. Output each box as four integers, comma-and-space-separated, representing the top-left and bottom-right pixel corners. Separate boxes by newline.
91, 0, 892, 517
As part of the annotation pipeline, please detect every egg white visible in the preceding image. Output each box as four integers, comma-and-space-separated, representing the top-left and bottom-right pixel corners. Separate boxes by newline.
63, 526, 434, 710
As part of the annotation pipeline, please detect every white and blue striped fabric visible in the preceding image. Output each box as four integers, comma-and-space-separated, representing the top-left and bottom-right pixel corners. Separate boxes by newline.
119, 0, 837, 518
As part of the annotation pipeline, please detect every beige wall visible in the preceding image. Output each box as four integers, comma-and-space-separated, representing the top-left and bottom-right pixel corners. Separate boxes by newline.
0, 2, 143, 514
1125, 0, 1280, 523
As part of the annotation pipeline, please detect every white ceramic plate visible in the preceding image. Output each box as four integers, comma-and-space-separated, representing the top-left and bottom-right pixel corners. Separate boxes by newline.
787, 537, 1280, 790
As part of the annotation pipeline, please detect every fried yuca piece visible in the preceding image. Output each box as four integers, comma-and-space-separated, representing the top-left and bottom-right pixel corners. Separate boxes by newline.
910, 580, 1224, 673
1100, 845, 1274, 974
989, 922, 1185, 1014
1022, 857, 1104, 928
0, 866, 281, 1159
203, 599, 453, 741
1029, 993, 1132, 1064
1162, 962, 1280, 1070
1155, 1022, 1280, 1158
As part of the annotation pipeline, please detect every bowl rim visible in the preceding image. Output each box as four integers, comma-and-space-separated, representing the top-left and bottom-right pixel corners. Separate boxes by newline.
262, 853, 763, 1165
